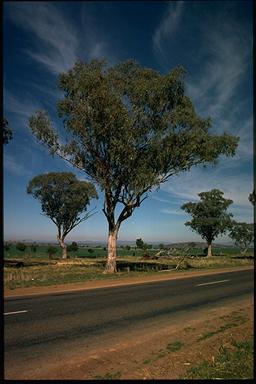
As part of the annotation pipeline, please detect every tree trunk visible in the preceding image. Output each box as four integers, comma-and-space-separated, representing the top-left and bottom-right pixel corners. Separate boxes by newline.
58, 236, 68, 259
207, 242, 212, 257
104, 228, 118, 273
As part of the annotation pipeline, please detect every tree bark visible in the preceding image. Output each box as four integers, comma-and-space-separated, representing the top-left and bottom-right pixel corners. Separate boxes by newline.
58, 236, 68, 259
207, 242, 212, 257
104, 228, 118, 273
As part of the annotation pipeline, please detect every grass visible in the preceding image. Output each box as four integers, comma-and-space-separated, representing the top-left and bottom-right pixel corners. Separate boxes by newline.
183, 337, 254, 379
166, 341, 184, 352
4, 245, 253, 290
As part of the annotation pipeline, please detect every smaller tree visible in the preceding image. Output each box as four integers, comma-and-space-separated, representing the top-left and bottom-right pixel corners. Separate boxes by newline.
16, 243, 26, 252
4, 242, 11, 252
229, 222, 254, 256
136, 238, 144, 249
181, 189, 233, 257
27, 172, 98, 259
248, 190, 255, 206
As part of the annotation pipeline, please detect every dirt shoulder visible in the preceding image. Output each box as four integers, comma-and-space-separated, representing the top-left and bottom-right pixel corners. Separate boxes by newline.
9, 295, 253, 380
4, 265, 253, 298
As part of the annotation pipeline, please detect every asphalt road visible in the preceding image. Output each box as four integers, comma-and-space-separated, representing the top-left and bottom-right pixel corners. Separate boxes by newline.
4, 269, 254, 378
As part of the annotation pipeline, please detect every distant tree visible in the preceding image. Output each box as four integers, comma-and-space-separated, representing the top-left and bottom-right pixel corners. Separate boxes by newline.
28, 59, 239, 273
3, 118, 13, 144
87, 248, 94, 254
229, 222, 254, 256
67, 241, 79, 253
30, 244, 38, 252
181, 189, 233, 257
27, 172, 98, 259
16, 242, 26, 252
248, 190, 255, 206
4, 242, 11, 252
136, 238, 144, 249
159, 243, 165, 250
125, 245, 131, 250
47, 246, 57, 259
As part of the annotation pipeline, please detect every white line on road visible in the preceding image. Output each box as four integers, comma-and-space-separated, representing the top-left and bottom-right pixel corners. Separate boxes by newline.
4, 310, 28, 316
196, 279, 230, 287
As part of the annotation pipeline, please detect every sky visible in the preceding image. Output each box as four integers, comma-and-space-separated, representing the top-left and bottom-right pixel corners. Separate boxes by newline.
3, 1, 254, 244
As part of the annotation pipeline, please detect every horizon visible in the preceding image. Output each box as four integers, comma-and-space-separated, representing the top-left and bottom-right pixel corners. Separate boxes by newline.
4, 1, 253, 244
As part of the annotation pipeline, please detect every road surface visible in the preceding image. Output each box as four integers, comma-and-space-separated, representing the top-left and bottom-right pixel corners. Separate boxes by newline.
4, 268, 254, 378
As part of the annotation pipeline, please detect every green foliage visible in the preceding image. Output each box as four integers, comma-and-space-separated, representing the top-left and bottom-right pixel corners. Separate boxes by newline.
16, 242, 26, 252
181, 189, 233, 248
4, 242, 12, 252
125, 245, 131, 250
47, 246, 57, 258
67, 241, 79, 252
136, 238, 144, 248
3, 118, 13, 144
248, 189, 255, 206
229, 222, 254, 255
27, 172, 98, 240
30, 244, 38, 252
28, 59, 239, 255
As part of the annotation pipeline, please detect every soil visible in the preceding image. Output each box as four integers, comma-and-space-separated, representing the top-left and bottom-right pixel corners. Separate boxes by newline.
18, 296, 253, 380
5, 267, 254, 380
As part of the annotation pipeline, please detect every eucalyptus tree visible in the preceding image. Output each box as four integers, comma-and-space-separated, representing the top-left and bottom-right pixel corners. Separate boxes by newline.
229, 222, 254, 256
181, 189, 233, 257
27, 172, 98, 259
28, 59, 238, 272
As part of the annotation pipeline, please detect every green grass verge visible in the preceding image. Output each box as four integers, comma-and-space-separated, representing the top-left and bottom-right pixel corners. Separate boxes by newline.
183, 338, 254, 379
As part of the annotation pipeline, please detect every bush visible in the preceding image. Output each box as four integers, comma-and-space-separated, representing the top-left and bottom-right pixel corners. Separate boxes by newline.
47, 246, 57, 259
30, 244, 38, 252
88, 248, 94, 254
16, 242, 26, 252
67, 241, 78, 252
4, 242, 11, 252
125, 245, 131, 250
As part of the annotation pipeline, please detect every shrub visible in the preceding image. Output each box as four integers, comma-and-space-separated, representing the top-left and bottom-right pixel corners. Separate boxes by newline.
4, 242, 11, 252
67, 241, 79, 252
30, 244, 38, 252
16, 243, 26, 252
47, 246, 57, 259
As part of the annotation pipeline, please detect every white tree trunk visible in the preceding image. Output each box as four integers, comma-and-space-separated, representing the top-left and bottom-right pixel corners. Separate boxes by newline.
207, 242, 212, 257
58, 236, 68, 259
104, 229, 118, 273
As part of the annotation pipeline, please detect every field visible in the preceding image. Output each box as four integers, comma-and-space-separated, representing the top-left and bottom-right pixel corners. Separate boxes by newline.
4, 244, 254, 290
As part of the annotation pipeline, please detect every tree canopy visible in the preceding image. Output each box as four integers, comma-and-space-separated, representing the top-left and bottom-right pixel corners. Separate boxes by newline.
248, 190, 255, 206
181, 189, 233, 256
229, 222, 254, 255
27, 172, 98, 258
28, 59, 239, 271
3, 118, 13, 144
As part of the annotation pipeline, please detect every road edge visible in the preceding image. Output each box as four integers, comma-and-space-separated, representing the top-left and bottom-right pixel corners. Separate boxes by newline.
4, 266, 254, 299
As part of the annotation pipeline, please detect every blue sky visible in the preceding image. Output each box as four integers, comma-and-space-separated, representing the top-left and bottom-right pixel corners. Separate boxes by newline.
3, 1, 253, 244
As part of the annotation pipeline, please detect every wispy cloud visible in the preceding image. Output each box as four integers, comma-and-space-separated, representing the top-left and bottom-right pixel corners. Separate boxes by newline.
160, 165, 253, 222
7, 2, 78, 74
186, 20, 251, 121
4, 154, 32, 177
153, 1, 184, 55
4, 90, 42, 126
7, 2, 112, 75
160, 208, 184, 215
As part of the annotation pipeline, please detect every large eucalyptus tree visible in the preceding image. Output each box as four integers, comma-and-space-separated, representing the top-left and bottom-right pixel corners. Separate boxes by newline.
28, 59, 238, 272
